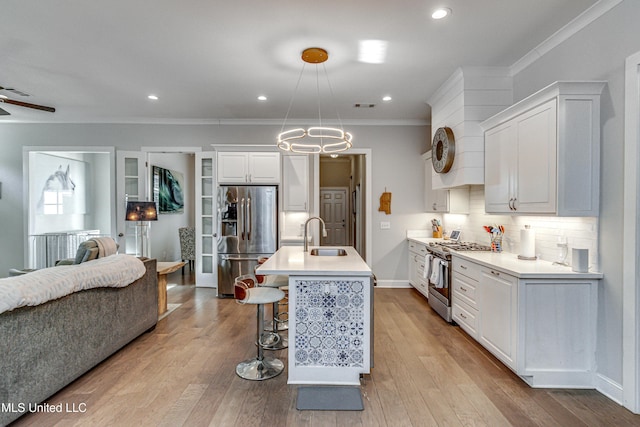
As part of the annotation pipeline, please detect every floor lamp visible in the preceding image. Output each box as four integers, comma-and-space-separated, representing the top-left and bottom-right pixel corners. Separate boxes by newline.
125, 201, 158, 257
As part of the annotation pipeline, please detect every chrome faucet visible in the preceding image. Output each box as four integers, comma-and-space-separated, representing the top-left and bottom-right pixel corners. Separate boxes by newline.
304, 216, 328, 252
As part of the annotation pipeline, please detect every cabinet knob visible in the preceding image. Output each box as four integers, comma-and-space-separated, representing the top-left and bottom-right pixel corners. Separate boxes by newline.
460, 265, 467, 270
460, 313, 467, 319
432, 203, 437, 210
491, 270, 500, 276
460, 286, 467, 292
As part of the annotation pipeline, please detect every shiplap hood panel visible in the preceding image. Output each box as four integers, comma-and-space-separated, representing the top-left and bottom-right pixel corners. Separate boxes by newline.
427, 67, 513, 189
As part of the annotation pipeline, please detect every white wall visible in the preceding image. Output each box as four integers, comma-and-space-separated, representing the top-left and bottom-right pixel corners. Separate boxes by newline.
147, 152, 194, 261
443, 186, 599, 269
0, 123, 430, 282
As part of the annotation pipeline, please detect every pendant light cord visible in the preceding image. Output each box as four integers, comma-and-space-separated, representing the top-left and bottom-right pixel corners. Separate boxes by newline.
322, 62, 345, 132
279, 63, 307, 135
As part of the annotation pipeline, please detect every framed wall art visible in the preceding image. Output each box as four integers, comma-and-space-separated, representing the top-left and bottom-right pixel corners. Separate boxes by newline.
152, 165, 185, 214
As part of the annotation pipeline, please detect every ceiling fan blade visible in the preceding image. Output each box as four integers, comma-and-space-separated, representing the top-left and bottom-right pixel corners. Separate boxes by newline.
0, 98, 55, 113
0, 107, 10, 116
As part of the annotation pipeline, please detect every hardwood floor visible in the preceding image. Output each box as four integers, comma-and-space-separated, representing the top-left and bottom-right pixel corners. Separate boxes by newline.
12, 271, 639, 426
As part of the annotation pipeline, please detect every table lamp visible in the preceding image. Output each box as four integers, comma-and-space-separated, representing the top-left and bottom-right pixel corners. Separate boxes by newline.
125, 201, 158, 257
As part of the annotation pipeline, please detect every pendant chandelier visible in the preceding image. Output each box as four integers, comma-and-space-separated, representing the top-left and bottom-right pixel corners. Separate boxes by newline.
277, 47, 353, 154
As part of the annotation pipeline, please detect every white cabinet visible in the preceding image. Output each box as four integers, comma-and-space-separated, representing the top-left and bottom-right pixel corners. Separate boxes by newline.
282, 155, 309, 211
422, 153, 469, 214
478, 267, 517, 370
452, 258, 481, 339
481, 81, 605, 216
217, 152, 281, 184
450, 254, 599, 388
484, 99, 556, 213
408, 241, 429, 298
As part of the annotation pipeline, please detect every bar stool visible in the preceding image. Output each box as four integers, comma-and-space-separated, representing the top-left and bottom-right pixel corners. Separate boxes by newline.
234, 276, 286, 381
241, 272, 288, 350
255, 258, 289, 334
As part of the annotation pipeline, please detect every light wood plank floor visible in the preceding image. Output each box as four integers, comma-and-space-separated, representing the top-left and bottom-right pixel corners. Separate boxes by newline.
12, 271, 639, 426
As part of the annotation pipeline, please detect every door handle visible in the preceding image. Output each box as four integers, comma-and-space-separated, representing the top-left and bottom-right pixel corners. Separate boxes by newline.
240, 198, 245, 240
246, 196, 251, 240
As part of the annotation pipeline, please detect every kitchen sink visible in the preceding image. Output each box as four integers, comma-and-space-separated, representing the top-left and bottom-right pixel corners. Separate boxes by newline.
309, 248, 347, 256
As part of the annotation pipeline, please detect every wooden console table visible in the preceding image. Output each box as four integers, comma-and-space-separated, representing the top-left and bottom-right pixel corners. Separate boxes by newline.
156, 261, 186, 316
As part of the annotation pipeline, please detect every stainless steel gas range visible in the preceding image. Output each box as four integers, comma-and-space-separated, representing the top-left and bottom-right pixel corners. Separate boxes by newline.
426, 241, 491, 322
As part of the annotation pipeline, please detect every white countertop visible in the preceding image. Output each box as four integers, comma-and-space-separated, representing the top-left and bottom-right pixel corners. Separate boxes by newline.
256, 246, 372, 276
407, 236, 603, 279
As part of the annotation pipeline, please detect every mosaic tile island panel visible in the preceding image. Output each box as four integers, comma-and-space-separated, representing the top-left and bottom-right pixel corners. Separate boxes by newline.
294, 279, 365, 368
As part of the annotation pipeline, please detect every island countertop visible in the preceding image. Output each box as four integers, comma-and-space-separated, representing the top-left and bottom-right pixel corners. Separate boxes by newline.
256, 246, 372, 276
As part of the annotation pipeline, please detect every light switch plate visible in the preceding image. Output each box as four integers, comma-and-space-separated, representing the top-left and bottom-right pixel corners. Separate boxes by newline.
380, 221, 391, 229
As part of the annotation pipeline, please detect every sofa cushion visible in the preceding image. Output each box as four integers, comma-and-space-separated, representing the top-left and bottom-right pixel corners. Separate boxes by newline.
81, 247, 100, 263
74, 240, 99, 264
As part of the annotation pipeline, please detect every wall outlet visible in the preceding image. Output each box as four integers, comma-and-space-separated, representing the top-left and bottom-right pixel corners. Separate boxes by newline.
380, 221, 391, 230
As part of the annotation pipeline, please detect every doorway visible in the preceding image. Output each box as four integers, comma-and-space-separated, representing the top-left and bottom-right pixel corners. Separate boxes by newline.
318, 153, 367, 259
24, 147, 115, 268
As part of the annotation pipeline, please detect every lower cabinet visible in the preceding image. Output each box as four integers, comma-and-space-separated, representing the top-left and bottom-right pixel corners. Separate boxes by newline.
478, 268, 517, 370
408, 240, 429, 298
451, 255, 599, 388
451, 257, 481, 339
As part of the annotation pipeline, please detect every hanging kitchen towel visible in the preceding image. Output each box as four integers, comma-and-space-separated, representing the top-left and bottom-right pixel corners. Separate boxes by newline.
378, 191, 391, 215
438, 259, 447, 289
429, 257, 440, 285
423, 253, 432, 279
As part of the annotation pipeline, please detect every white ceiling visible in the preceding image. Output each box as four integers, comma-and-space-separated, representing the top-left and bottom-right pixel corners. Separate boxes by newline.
0, 0, 599, 124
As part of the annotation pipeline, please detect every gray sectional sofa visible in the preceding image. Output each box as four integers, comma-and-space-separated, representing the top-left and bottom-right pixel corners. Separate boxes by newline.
0, 257, 157, 426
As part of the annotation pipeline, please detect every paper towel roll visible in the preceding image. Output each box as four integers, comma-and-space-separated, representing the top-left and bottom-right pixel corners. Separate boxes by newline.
520, 226, 536, 258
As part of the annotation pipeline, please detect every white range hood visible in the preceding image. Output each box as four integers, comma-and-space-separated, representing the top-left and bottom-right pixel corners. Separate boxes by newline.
427, 67, 513, 189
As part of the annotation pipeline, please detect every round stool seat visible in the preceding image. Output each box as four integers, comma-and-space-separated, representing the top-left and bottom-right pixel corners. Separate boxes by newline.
238, 287, 285, 305
259, 274, 288, 288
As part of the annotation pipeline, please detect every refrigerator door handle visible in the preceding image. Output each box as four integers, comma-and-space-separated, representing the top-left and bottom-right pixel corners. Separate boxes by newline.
247, 195, 252, 240
240, 197, 245, 240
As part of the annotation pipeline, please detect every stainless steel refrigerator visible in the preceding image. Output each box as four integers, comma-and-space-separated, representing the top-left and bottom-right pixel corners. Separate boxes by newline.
217, 185, 278, 297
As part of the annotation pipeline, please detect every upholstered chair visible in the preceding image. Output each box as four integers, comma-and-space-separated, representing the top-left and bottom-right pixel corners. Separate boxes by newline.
178, 227, 195, 273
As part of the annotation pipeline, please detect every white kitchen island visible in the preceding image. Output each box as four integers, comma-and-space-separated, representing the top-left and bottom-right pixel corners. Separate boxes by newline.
256, 246, 373, 385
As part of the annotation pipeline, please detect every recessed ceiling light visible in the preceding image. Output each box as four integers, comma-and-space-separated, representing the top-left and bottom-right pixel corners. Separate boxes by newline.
257, 95, 267, 101
358, 40, 388, 64
382, 96, 392, 102
147, 95, 158, 100
432, 8, 451, 19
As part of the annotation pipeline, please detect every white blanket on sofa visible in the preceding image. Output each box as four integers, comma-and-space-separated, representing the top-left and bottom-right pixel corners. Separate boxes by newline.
0, 254, 146, 315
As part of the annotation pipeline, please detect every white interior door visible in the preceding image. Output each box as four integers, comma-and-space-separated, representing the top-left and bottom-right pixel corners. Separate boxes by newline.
116, 151, 147, 255
195, 152, 216, 288
320, 187, 349, 246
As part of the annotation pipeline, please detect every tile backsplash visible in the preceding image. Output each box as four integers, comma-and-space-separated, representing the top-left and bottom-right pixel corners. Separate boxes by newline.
441, 186, 599, 272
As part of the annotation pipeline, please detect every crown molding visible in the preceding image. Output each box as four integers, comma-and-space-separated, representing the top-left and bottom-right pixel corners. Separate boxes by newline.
510, 0, 623, 76
0, 117, 429, 126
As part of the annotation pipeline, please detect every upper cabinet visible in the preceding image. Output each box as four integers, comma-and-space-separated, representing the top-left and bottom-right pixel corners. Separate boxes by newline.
423, 152, 469, 214
217, 152, 281, 184
282, 154, 309, 211
480, 81, 605, 216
